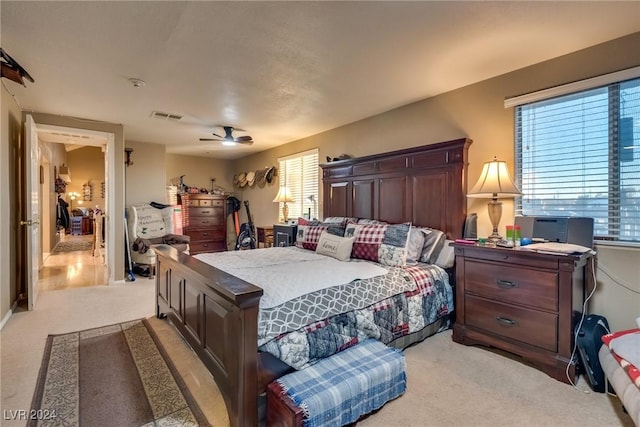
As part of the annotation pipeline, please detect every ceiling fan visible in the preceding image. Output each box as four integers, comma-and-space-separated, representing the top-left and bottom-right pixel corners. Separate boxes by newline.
200, 126, 253, 146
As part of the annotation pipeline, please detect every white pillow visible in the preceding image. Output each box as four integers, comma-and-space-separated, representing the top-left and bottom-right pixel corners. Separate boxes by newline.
406, 228, 426, 265
315, 231, 355, 261
433, 239, 455, 269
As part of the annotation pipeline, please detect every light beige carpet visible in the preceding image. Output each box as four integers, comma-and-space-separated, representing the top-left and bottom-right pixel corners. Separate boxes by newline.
154, 322, 633, 427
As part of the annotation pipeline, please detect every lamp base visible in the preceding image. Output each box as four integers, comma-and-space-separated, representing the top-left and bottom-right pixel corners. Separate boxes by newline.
282, 203, 289, 223
487, 199, 503, 241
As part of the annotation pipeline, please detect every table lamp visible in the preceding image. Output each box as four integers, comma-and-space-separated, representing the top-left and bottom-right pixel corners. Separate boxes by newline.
273, 186, 294, 222
467, 157, 521, 240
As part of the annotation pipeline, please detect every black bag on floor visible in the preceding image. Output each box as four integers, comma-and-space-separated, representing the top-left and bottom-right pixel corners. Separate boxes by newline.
574, 313, 610, 393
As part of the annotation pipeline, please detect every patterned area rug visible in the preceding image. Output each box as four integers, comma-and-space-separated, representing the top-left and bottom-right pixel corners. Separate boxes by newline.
29, 319, 209, 427
52, 240, 93, 253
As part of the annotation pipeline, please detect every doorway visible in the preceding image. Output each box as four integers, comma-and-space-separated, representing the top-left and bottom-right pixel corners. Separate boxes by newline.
40, 139, 109, 291
30, 122, 116, 299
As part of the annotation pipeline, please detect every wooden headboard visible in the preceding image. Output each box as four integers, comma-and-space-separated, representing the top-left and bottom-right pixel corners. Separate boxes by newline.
320, 138, 472, 239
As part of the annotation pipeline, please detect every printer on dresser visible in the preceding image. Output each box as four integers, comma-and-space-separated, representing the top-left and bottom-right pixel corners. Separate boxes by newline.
180, 194, 227, 254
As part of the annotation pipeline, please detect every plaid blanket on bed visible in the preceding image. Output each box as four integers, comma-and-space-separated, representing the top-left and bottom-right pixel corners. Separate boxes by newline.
274, 339, 406, 427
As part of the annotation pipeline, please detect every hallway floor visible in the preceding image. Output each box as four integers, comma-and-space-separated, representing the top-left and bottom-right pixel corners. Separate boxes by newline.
40, 234, 108, 291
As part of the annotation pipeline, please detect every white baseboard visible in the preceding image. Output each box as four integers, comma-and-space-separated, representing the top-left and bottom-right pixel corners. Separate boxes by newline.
0, 300, 19, 331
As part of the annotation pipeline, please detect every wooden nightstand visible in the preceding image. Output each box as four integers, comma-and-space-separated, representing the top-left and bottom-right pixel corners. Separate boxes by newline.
256, 226, 274, 248
451, 243, 592, 384
273, 224, 297, 247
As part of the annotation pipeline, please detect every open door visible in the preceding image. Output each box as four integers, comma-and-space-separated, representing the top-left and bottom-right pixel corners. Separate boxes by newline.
23, 114, 41, 310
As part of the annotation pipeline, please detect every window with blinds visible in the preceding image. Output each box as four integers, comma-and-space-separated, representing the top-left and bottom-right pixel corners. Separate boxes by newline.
515, 77, 640, 242
277, 149, 319, 221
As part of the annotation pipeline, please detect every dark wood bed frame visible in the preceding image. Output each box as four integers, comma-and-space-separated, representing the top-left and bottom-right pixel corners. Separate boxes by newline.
154, 138, 471, 427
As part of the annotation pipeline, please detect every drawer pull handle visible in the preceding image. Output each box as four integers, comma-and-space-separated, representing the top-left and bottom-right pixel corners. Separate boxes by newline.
201, 210, 210, 214
496, 279, 517, 289
495, 316, 517, 326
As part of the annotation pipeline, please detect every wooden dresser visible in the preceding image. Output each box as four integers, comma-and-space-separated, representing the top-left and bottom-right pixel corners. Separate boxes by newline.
452, 243, 592, 384
180, 194, 226, 254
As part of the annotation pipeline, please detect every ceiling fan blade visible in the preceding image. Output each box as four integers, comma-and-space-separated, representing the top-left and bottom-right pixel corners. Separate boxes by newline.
235, 135, 253, 142
199, 138, 221, 141
236, 139, 254, 145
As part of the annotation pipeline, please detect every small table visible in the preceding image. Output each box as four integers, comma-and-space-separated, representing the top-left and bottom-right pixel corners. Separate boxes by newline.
256, 226, 274, 248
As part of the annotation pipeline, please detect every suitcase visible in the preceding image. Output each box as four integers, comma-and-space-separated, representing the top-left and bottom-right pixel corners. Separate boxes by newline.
574, 313, 610, 392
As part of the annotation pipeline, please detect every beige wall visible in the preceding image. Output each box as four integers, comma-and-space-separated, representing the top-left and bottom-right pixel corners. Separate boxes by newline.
166, 153, 235, 195
124, 140, 166, 206
1, 84, 22, 323
235, 32, 640, 330
67, 146, 105, 211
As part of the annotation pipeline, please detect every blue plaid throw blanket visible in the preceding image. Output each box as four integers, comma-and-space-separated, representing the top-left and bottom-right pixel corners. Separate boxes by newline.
273, 339, 406, 426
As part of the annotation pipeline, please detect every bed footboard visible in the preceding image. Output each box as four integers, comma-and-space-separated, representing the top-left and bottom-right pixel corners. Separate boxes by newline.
154, 245, 263, 427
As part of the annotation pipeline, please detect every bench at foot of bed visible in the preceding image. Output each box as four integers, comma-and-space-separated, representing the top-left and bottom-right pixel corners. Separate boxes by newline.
266, 339, 406, 427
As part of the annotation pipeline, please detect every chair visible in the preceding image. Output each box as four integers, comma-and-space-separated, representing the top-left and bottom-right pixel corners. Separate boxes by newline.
127, 204, 189, 278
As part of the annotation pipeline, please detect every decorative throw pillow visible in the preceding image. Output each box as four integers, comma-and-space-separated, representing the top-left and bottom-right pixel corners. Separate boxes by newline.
322, 216, 358, 226
406, 227, 427, 265
344, 222, 411, 266
315, 232, 355, 261
356, 218, 388, 225
433, 239, 455, 269
133, 205, 166, 239
295, 224, 328, 251
297, 217, 320, 226
418, 227, 447, 264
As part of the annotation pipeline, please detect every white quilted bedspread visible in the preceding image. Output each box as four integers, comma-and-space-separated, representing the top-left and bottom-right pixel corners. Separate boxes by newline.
194, 247, 388, 308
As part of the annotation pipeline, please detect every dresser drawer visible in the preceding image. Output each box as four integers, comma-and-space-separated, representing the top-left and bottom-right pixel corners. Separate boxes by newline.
185, 198, 225, 207
188, 217, 224, 227
187, 229, 225, 242
190, 241, 226, 253
464, 260, 558, 311
189, 207, 223, 217
465, 295, 558, 352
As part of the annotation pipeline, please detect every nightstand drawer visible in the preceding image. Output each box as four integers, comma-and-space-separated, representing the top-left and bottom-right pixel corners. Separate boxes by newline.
465, 260, 558, 311
459, 246, 559, 270
465, 295, 558, 352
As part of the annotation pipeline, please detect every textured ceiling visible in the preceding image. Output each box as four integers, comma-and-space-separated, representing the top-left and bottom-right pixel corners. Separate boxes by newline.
2, 1, 639, 159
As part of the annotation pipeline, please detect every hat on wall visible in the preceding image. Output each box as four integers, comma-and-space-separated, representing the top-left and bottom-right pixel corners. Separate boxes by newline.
246, 170, 256, 187
265, 166, 277, 184
256, 168, 267, 188
237, 172, 247, 187
233, 173, 239, 186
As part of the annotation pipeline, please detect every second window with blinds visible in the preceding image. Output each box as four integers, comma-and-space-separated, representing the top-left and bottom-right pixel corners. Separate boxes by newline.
277, 148, 319, 222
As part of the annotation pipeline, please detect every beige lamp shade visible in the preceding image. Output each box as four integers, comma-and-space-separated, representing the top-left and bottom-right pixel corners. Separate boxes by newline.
273, 186, 295, 222
467, 157, 521, 198
467, 157, 521, 240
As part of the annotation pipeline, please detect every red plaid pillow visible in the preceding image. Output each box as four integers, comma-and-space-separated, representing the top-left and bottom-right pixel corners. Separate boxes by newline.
344, 222, 411, 266
295, 224, 329, 251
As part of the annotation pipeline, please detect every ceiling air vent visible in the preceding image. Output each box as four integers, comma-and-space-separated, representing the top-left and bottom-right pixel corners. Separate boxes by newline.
151, 111, 183, 121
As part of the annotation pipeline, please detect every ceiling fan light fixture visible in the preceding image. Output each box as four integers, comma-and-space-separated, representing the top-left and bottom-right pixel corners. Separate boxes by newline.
222, 140, 236, 146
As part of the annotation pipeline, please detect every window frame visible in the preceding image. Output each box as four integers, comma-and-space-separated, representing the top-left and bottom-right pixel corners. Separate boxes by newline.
513, 74, 640, 244
276, 148, 319, 222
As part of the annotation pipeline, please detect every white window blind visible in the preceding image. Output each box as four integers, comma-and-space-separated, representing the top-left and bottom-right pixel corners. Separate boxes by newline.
277, 149, 319, 221
515, 77, 640, 242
